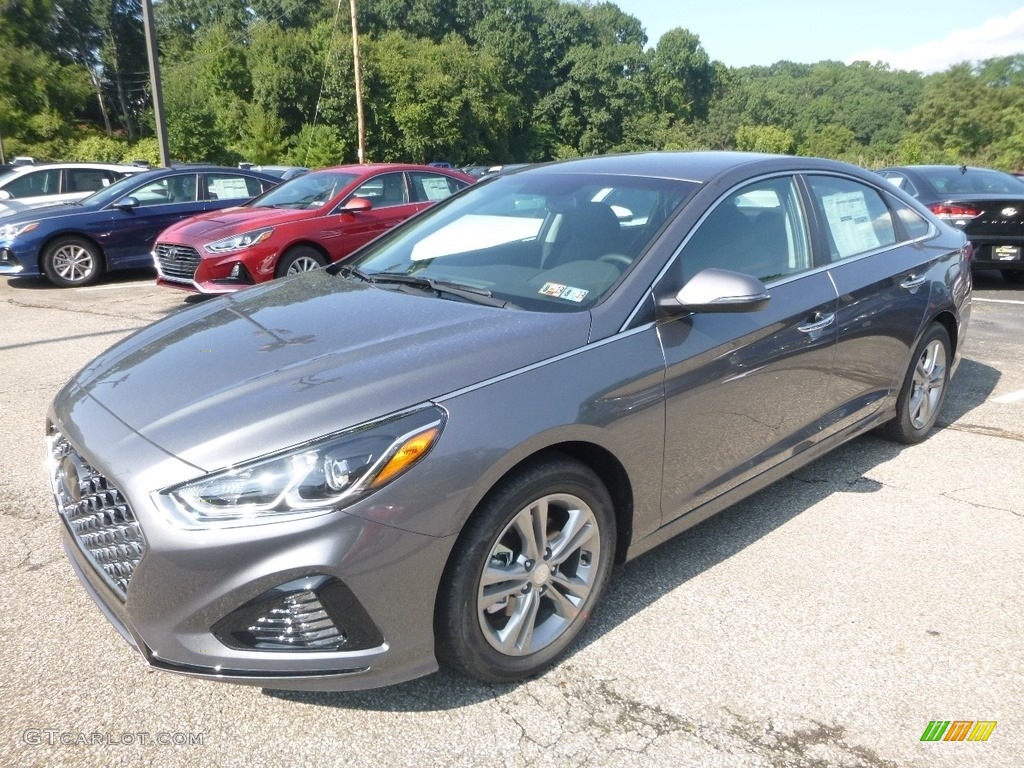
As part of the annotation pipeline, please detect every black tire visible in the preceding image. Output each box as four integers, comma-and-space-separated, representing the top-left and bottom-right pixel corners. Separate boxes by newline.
882, 323, 951, 444
41, 236, 103, 287
1000, 269, 1024, 284
275, 246, 327, 278
436, 455, 616, 683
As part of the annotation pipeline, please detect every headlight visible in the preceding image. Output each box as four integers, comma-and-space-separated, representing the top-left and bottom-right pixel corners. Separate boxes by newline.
204, 227, 275, 254
157, 406, 445, 529
0, 221, 39, 240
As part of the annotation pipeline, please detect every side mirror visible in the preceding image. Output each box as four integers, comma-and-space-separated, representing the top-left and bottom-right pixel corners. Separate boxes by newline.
114, 196, 140, 210
0, 190, 10, 201
342, 196, 373, 213
658, 267, 770, 314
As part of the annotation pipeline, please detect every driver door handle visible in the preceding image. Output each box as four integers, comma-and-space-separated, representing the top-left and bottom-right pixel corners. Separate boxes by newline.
900, 274, 927, 290
797, 312, 835, 334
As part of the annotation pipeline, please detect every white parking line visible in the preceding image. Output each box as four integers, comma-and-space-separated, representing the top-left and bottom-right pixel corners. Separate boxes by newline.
974, 297, 1024, 305
74, 282, 151, 292
992, 389, 1024, 404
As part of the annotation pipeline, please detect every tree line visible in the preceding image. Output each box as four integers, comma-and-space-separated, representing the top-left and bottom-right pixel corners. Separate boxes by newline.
3, 0, 1024, 171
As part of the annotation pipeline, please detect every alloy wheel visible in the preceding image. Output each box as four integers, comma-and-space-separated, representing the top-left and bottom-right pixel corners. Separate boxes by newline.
477, 492, 602, 657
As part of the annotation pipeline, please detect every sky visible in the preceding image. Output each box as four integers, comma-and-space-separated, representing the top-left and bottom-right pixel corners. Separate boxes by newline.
609, 0, 1024, 73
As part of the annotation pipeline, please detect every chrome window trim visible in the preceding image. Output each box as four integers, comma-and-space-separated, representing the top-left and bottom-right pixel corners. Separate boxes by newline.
621, 169, 942, 332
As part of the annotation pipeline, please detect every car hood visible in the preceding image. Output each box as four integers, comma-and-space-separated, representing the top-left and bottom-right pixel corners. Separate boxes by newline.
68, 271, 591, 471
160, 206, 315, 241
0, 200, 88, 223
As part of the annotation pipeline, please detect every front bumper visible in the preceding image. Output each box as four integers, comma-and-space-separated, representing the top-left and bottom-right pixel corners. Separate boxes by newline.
154, 241, 275, 294
50, 394, 454, 691
0, 245, 30, 275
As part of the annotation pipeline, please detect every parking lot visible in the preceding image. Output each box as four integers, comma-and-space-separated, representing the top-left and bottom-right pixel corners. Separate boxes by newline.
1, 269, 1021, 768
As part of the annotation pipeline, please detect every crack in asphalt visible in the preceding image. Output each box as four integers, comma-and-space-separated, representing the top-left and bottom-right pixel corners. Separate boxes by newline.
494, 671, 898, 767
939, 420, 1024, 443
941, 488, 1023, 518
7, 296, 159, 324
724, 710, 900, 768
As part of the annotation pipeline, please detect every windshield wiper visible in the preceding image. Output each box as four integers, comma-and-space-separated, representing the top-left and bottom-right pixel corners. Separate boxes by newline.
368, 273, 518, 309
335, 264, 374, 282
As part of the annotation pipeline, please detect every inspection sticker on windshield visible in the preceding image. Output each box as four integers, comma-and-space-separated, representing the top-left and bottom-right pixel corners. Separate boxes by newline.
539, 282, 588, 302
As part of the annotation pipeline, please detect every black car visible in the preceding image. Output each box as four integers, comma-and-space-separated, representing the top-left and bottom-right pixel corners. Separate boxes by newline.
877, 164, 1024, 283
0, 165, 280, 286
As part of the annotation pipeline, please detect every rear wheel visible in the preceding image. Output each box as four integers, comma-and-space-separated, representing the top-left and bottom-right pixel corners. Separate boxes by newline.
436, 456, 616, 683
1000, 269, 1024, 284
276, 246, 327, 278
882, 323, 951, 444
42, 236, 103, 287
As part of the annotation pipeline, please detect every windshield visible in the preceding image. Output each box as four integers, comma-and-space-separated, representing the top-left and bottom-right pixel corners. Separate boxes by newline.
345, 171, 697, 311
250, 171, 359, 209
919, 167, 1024, 195
78, 172, 151, 207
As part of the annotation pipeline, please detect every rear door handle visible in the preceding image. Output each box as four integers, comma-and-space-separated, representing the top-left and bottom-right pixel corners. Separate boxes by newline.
900, 275, 927, 290
797, 312, 835, 334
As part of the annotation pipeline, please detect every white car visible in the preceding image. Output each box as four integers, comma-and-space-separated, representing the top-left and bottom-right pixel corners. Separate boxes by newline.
0, 162, 144, 217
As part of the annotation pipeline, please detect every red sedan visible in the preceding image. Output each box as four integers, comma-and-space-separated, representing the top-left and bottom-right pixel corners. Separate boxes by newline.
153, 163, 473, 293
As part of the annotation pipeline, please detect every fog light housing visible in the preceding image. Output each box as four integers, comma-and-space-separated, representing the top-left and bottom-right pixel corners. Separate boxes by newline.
212, 576, 383, 652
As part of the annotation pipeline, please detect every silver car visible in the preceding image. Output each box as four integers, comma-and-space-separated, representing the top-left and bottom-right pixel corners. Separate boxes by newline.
48, 152, 971, 690
0, 162, 142, 218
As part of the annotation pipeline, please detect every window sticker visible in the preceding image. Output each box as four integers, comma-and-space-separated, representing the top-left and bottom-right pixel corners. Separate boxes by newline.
420, 177, 452, 201
822, 191, 880, 256
539, 282, 589, 302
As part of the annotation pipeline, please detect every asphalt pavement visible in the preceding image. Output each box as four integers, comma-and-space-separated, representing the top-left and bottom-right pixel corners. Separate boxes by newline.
1, 268, 1021, 768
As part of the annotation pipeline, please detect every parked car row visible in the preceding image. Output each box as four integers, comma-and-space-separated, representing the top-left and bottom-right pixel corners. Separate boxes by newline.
0, 163, 472, 289
1, 158, 1019, 292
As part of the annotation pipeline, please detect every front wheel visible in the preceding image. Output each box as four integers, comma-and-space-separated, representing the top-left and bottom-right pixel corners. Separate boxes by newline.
882, 323, 951, 444
276, 246, 327, 278
42, 236, 103, 287
436, 456, 616, 683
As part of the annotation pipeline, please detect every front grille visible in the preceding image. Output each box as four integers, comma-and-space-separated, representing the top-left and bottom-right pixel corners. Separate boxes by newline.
47, 426, 146, 600
154, 242, 201, 281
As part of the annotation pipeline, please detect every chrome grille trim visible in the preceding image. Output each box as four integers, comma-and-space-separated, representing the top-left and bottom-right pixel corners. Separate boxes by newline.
47, 426, 146, 600
154, 242, 201, 281
248, 591, 347, 649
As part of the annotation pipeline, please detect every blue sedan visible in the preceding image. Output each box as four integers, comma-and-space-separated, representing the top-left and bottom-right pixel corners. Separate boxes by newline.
0, 165, 279, 287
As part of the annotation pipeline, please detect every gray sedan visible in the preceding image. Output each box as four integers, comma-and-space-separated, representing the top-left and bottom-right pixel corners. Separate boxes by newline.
48, 152, 971, 690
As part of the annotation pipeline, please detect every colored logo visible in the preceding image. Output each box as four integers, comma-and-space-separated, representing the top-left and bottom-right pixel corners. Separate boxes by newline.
920, 721, 997, 742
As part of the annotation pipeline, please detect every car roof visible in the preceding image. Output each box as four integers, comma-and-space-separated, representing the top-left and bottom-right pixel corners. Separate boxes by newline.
502, 151, 862, 185
312, 163, 472, 174
125, 165, 281, 183
0, 162, 141, 175
882, 164, 1014, 174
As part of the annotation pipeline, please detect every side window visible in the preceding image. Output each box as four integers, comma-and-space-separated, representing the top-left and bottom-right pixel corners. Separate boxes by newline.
807, 176, 897, 262
680, 176, 811, 283
409, 172, 466, 202
68, 169, 115, 193
353, 172, 407, 208
206, 173, 261, 201
887, 196, 931, 239
880, 172, 919, 198
129, 176, 196, 206
4, 169, 60, 198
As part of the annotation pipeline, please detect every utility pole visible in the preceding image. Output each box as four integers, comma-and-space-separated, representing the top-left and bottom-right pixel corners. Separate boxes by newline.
141, 0, 171, 167
349, 0, 366, 164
